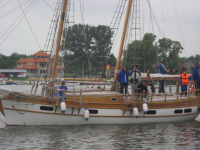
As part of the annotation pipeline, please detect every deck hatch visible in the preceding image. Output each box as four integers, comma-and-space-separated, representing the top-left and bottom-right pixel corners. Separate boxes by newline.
174, 109, 183, 114
40, 106, 54, 111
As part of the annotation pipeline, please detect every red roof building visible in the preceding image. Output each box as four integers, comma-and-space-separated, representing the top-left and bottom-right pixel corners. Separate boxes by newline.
14, 50, 65, 77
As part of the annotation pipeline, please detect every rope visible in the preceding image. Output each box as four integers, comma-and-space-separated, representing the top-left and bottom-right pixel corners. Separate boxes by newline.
17, 0, 42, 50
0, 0, 36, 45
42, 0, 55, 10
0, 0, 11, 9
172, 0, 187, 56
0, 0, 30, 19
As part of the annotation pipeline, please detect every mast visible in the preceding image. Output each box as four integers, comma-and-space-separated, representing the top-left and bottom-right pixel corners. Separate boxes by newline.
51, 0, 68, 79
111, 0, 133, 90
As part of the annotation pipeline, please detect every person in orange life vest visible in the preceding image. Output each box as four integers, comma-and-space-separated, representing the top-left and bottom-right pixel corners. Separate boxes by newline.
179, 68, 190, 96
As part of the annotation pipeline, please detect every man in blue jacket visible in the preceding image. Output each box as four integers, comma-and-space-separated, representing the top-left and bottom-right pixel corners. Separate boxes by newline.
193, 61, 200, 94
117, 65, 132, 94
156, 60, 168, 93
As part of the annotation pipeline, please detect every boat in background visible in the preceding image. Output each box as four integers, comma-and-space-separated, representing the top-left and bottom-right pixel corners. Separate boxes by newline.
5, 80, 15, 85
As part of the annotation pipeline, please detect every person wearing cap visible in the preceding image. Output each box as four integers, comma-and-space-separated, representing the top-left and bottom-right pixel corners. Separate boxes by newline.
156, 60, 168, 93
57, 80, 68, 100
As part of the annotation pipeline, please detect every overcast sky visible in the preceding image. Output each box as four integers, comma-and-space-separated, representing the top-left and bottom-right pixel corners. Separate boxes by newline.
0, 0, 200, 58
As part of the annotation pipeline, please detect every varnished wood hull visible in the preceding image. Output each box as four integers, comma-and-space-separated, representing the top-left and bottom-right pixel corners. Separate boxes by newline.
1, 90, 200, 125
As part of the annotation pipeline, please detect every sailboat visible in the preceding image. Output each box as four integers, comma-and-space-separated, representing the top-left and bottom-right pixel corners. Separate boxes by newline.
0, 0, 199, 125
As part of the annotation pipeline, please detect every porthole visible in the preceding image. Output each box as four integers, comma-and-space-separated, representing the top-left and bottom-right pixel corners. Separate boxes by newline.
184, 108, 192, 113
174, 109, 183, 114
111, 97, 117, 102
88, 109, 98, 114
146, 110, 156, 115
40, 106, 54, 111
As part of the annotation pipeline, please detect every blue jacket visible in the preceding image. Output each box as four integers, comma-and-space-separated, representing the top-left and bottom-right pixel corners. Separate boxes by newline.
156, 63, 167, 74
117, 69, 132, 84
57, 86, 68, 97
196, 67, 200, 81
192, 66, 198, 81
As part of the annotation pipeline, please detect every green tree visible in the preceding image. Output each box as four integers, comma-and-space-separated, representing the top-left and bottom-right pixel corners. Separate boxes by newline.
157, 38, 183, 69
62, 24, 114, 76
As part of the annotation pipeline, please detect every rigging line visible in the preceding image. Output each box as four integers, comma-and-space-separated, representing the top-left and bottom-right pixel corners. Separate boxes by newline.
42, 0, 54, 10
0, 0, 30, 19
0, 0, 36, 45
0, 0, 11, 9
160, 0, 165, 36
172, 0, 187, 56
146, 0, 154, 34
79, 0, 92, 75
17, 0, 42, 50
0, 0, 33, 40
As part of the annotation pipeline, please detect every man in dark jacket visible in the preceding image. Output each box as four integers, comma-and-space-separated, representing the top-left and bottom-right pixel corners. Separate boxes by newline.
156, 60, 168, 93
117, 65, 132, 94
137, 81, 149, 96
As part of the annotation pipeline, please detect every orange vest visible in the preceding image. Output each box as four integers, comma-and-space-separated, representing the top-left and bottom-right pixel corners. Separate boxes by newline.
181, 73, 189, 85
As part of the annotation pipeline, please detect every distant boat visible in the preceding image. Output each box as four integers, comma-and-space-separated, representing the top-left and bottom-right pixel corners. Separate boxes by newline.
6, 80, 15, 85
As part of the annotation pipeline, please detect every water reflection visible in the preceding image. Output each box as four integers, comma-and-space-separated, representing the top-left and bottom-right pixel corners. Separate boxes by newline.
0, 121, 199, 149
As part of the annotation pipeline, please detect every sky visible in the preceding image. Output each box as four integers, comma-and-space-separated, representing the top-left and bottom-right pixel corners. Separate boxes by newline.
0, 0, 200, 58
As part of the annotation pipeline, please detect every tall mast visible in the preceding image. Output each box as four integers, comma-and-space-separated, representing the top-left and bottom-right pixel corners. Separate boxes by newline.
52, 0, 68, 79
111, 0, 133, 90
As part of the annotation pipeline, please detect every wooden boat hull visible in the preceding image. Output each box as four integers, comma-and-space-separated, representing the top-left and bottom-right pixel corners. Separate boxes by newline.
2, 99, 199, 125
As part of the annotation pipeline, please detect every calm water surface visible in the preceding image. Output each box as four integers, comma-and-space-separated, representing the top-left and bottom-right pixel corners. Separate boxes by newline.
0, 122, 200, 150
0, 85, 200, 149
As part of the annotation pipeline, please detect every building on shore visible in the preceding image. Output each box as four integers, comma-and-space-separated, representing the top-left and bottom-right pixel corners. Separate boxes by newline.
14, 50, 65, 77
0, 69, 27, 78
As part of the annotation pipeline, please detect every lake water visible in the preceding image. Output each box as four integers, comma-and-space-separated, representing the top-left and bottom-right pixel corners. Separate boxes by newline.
0, 85, 200, 149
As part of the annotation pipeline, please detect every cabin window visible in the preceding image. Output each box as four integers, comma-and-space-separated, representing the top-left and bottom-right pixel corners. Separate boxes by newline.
184, 108, 192, 113
174, 109, 183, 114
146, 110, 156, 115
88, 109, 98, 114
40, 106, 54, 111
111, 97, 117, 102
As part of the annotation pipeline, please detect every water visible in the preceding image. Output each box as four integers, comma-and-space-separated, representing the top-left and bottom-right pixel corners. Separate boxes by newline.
0, 122, 199, 149
0, 85, 200, 149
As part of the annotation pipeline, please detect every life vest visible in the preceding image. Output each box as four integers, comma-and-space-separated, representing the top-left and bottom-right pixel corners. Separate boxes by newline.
181, 73, 189, 85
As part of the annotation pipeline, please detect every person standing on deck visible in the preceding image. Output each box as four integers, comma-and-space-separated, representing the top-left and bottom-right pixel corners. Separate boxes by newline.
180, 68, 190, 96
156, 60, 168, 93
117, 65, 132, 94
130, 65, 141, 84
130, 65, 141, 94
193, 61, 200, 94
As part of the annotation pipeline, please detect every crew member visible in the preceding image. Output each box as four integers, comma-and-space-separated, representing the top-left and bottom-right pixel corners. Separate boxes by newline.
156, 60, 168, 93
57, 80, 68, 100
180, 68, 189, 96
117, 65, 132, 94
